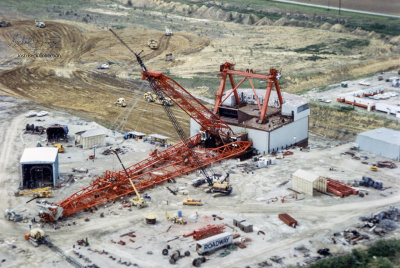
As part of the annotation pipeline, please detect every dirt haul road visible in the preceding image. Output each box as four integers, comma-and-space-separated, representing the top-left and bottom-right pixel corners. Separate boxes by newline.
0, 20, 209, 142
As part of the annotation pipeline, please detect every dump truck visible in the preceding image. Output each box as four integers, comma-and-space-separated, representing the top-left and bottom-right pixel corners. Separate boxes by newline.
144, 92, 173, 106
147, 39, 158, 50
165, 28, 173, 36
115, 97, 127, 107
196, 232, 233, 255
98, 63, 109, 69
35, 19, 45, 28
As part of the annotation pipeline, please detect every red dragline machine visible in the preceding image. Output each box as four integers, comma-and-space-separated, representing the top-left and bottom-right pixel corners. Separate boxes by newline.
39, 30, 283, 221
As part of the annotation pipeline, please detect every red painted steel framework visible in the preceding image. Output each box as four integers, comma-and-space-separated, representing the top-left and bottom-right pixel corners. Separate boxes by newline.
40, 65, 257, 221
214, 62, 284, 122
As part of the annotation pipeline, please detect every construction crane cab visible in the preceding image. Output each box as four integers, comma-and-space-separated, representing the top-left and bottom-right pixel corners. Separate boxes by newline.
112, 149, 148, 208
25, 228, 46, 247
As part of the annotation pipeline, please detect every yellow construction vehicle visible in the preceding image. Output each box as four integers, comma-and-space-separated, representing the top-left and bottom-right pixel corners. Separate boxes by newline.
15, 187, 52, 198
165, 211, 186, 225
206, 173, 232, 195
370, 166, 379, 172
183, 198, 202, 206
147, 39, 159, 50
144, 92, 173, 106
53, 143, 64, 153
112, 149, 147, 208
25, 228, 46, 247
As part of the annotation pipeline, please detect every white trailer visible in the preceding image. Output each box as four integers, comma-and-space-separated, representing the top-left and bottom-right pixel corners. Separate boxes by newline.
196, 232, 233, 255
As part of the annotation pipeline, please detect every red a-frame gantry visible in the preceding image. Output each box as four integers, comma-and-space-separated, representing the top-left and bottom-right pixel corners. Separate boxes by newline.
214, 62, 284, 122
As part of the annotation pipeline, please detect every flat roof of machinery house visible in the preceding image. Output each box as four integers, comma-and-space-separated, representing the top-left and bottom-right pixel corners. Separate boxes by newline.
149, 134, 169, 140
292, 169, 320, 183
127, 131, 146, 136
76, 129, 106, 138
20, 147, 58, 164
358, 128, 400, 146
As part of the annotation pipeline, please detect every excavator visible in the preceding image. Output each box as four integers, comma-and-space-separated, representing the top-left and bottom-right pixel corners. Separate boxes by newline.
38, 28, 287, 222
144, 91, 173, 106
112, 149, 147, 208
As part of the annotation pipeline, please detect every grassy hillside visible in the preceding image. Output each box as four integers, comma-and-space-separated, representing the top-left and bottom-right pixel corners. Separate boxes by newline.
309, 103, 400, 141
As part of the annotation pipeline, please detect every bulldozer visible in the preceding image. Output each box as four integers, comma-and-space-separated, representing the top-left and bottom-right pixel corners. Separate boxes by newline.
115, 97, 127, 107
112, 149, 147, 208
147, 39, 159, 50
15, 187, 52, 198
165, 211, 186, 224
144, 92, 173, 106
53, 143, 64, 153
25, 228, 46, 247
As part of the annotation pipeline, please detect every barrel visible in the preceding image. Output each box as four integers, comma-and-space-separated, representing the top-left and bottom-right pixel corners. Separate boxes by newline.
177, 210, 182, 217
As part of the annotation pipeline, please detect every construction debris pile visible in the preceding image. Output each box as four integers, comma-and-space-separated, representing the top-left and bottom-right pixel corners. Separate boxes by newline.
360, 207, 400, 235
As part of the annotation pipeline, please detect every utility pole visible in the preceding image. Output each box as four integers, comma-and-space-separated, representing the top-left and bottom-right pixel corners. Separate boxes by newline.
338, 0, 341, 15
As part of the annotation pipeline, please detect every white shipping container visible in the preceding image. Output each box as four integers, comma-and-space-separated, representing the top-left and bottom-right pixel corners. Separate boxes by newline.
375, 103, 400, 115
196, 232, 233, 255
354, 97, 375, 106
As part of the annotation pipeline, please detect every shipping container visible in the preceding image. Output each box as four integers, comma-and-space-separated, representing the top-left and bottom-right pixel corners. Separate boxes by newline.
196, 232, 233, 255
278, 213, 297, 228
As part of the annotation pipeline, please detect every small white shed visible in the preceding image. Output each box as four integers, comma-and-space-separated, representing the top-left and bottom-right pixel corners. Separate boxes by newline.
292, 169, 327, 196
75, 129, 106, 149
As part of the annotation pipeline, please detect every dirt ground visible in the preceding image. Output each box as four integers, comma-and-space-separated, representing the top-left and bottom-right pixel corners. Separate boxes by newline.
0, 19, 210, 142
0, 15, 398, 142
1, 97, 400, 268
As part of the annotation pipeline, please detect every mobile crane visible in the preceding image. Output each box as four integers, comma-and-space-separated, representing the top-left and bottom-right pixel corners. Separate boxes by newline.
112, 149, 147, 208
37, 28, 291, 221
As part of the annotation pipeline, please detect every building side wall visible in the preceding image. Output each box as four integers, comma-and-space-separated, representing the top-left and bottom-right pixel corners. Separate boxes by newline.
82, 135, 106, 150
313, 177, 327, 193
228, 125, 269, 155
269, 116, 308, 153
292, 176, 313, 196
190, 117, 309, 154
356, 135, 400, 161
53, 154, 59, 186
